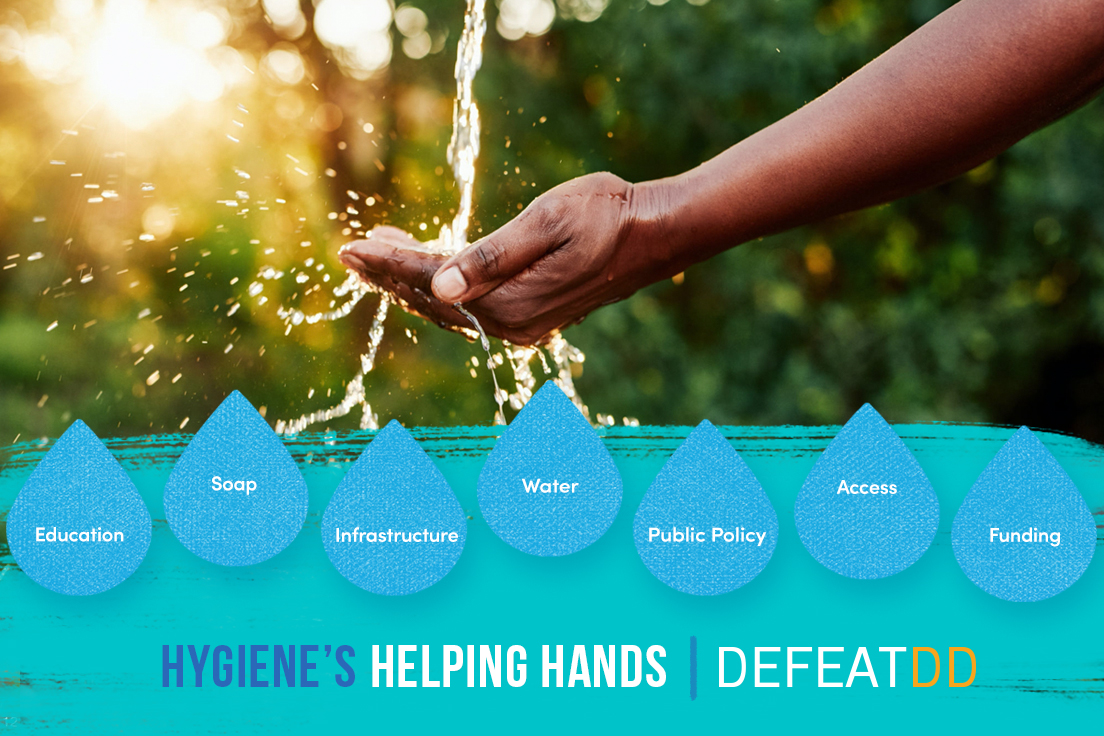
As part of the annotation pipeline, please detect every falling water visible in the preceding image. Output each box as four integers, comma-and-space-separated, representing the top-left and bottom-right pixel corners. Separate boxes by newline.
265, 0, 596, 434
438, 0, 486, 256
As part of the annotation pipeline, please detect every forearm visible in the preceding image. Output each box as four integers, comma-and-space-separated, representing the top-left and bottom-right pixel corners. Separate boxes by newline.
632, 0, 1104, 275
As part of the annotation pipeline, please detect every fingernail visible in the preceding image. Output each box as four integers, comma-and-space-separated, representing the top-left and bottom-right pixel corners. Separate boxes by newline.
434, 266, 467, 301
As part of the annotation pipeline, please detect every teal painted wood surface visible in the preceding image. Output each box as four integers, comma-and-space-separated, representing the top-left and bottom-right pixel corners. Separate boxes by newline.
1, 423, 1102, 733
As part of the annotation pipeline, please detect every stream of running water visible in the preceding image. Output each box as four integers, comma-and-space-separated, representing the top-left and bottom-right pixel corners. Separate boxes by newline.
266, 0, 594, 435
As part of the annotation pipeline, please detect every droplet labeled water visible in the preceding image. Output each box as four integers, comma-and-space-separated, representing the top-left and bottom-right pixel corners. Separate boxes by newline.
164, 391, 308, 566
322, 420, 466, 595
478, 381, 622, 556
634, 421, 778, 595
6, 420, 151, 595
795, 404, 939, 579
952, 427, 1095, 602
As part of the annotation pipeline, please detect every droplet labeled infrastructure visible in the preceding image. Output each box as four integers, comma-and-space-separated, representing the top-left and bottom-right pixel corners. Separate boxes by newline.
794, 404, 939, 579
478, 381, 623, 556
164, 391, 308, 566
322, 420, 466, 595
952, 426, 1095, 602
6, 420, 151, 595
634, 420, 778, 595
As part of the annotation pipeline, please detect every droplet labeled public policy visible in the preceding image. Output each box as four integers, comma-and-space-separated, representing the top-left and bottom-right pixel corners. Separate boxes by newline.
952, 427, 1095, 602
6, 420, 151, 595
478, 381, 623, 557
794, 404, 939, 579
164, 391, 308, 566
634, 420, 778, 595
322, 420, 466, 595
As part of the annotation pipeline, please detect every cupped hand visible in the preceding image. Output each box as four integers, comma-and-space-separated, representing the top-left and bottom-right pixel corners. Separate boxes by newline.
337, 172, 671, 346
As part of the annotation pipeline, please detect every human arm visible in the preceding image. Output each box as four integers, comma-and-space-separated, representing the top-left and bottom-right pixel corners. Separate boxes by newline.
340, 0, 1104, 345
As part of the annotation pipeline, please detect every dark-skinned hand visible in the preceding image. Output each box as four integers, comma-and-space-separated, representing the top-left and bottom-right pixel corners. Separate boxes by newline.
338, 172, 674, 346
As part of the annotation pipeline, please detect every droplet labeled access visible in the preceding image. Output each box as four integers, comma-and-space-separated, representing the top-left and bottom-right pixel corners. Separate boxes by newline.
794, 404, 940, 579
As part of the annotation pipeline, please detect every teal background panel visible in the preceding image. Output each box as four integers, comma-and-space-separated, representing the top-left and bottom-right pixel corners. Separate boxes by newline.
0, 423, 1102, 733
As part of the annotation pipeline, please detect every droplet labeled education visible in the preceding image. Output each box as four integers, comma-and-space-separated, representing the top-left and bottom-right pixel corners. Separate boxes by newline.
634, 421, 778, 595
164, 391, 308, 566
6, 420, 151, 595
478, 381, 622, 557
952, 427, 1095, 602
794, 404, 939, 579
322, 420, 466, 595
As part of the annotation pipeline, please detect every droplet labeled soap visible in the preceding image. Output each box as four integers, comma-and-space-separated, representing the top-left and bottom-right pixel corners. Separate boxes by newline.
634, 420, 778, 595
952, 426, 1095, 602
6, 420, 151, 595
164, 391, 308, 566
322, 420, 466, 595
794, 403, 939, 579
478, 381, 623, 556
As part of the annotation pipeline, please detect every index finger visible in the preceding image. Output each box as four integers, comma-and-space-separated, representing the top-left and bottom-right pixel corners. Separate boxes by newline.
338, 229, 472, 332
338, 227, 445, 294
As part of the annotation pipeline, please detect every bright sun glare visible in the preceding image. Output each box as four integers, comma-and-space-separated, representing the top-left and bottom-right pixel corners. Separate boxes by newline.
2, 0, 609, 130
83, 0, 230, 128
11, 0, 399, 130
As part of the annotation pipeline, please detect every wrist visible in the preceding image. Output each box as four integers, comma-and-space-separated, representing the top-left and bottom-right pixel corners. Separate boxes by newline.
619, 176, 690, 285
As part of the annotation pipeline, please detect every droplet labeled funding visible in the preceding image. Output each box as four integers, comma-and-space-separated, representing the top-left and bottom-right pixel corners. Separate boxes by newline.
164, 391, 308, 566
478, 381, 623, 557
953, 427, 1095, 602
322, 420, 466, 595
6, 421, 151, 595
795, 404, 939, 579
634, 421, 778, 595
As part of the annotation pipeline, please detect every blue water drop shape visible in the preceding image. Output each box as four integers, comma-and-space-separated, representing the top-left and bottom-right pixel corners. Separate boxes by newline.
6, 420, 151, 596
322, 420, 466, 595
634, 421, 778, 595
952, 427, 1095, 602
164, 391, 308, 566
794, 404, 939, 579
478, 381, 622, 556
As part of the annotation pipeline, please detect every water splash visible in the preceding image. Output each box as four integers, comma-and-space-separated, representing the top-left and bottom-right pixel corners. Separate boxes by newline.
255, 0, 594, 433
164, 391, 308, 566
477, 381, 622, 556
6, 420, 151, 595
633, 420, 778, 595
952, 426, 1095, 602
794, 403, 940, 579
321, 420, 467, 595
275, 293, 391, 434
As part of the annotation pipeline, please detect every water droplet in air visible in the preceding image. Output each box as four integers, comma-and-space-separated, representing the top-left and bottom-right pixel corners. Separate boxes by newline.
478, 381, 622, 556
794, 404, 939, 579
634, 420, 778, 595
952, 427, 1095, 602
6, 420, 151, 595
164, 391, 308, 566
322, 420, 466, 594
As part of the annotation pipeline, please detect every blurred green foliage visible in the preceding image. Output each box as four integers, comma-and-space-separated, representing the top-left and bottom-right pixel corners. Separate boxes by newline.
1, 0, 1103, 441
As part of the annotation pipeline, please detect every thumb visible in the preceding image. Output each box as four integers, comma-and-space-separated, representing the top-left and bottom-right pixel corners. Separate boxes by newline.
431, 206, 560, 303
